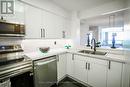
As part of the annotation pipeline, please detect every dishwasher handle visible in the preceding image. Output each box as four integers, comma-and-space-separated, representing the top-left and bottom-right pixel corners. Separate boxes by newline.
35, 59, 56, 66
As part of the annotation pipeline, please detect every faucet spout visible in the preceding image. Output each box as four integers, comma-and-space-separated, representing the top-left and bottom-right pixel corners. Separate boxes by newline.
91, 38, 96, 52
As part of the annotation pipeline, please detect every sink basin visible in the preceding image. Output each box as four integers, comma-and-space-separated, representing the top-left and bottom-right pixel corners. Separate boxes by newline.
78, 50, 107, 56
90, 51, 107, 55
79, 50, 93, 54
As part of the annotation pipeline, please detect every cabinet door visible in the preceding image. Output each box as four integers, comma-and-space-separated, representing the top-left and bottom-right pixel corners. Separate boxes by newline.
42, 11, 62, 39
74, 55, 87, 83
66, 53, 74, 77
107, 61, 123, 87
25, 5, 42, 38
87, 58, 107, 87
57, 54, 67, 81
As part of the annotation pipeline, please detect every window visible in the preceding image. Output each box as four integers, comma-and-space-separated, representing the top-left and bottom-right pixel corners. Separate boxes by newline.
100, 27, 124, 47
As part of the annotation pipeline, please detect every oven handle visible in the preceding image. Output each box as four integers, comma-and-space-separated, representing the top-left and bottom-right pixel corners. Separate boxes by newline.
36, 59, 56, 66
0, 64, 32, 75
0, 67, 32, 81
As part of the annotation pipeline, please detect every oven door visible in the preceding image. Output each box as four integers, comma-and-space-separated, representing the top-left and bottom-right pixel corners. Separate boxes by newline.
0, 22, 25, 37
34, 56, 57, 87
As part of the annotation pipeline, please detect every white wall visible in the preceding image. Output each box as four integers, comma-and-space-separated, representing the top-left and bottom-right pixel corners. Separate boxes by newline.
80, 23, 89, 46
124, 9, 130, 49
79, 0, 126, 19
122, 8, 130, 87
70, 11, 80, 47
20, 0, 71, 19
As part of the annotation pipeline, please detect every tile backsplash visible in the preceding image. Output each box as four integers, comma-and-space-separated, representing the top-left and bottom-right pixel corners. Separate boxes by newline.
0, 38, 22, 45
22, 39, 73, 53
0, 38, 73, 52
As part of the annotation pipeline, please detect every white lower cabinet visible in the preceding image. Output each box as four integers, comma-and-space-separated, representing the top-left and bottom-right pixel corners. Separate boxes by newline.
74, 57, 87, 82
66, 53, 74, 77
107, 61, 123, 87
57, 53, 67, 81
74, 55, 107, 87
87, 58, 107, 87
57, 53, 123, 87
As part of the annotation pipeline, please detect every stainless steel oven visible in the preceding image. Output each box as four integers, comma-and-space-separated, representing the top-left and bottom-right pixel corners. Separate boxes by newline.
33, 56, 57, 87
0, 22, 25, 37
0, 45, 33, 81
0, 44, 33, 87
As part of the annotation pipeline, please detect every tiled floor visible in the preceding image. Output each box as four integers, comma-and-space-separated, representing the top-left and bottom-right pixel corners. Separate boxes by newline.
51, 77, 88, 87
58, 81, 80, 87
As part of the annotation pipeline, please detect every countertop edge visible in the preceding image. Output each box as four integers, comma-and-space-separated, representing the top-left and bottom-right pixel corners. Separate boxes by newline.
25, 49, 129, 64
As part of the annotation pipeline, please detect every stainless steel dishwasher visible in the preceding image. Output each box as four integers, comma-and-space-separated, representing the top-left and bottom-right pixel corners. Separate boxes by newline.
33, 56, 57, 87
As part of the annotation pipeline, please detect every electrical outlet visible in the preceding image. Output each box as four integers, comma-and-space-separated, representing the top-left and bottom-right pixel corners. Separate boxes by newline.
54, 41, 56, 45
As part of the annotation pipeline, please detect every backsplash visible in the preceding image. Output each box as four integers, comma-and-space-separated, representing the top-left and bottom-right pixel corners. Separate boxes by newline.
22, 39, 73, 53
0, 38, 73, 53
0, 38, 22, 45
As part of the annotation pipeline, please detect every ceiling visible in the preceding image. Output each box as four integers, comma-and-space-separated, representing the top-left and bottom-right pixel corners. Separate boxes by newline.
50, 0, 116, 11
81, 10, 125, 27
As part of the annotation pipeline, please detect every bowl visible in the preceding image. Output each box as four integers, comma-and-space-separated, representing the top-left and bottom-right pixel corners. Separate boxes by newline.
39, 47, 50, 53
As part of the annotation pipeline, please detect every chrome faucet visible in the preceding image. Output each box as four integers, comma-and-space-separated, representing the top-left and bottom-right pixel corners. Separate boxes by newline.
91, 38, 96, 52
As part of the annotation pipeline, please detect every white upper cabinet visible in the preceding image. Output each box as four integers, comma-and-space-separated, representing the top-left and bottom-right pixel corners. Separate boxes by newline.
41, 11, 63, 38
107, 61, 123, 87
24, 5, 42, 38
24, 4, 71, 39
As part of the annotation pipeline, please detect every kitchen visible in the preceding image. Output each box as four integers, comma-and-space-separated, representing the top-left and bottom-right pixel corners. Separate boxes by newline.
0, 0, 130, 87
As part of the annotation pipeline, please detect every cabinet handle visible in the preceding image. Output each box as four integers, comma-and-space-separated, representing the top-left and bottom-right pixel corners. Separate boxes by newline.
41, 29, 43, 38
88, 63, 90, 70
72, 54, 74, 60
108, 61, 111, 70
42, 28, 45, 38
86, 62, 88, 70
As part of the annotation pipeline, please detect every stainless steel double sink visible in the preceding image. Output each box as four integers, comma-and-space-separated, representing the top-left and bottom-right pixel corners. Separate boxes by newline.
78, 50, 107, 56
